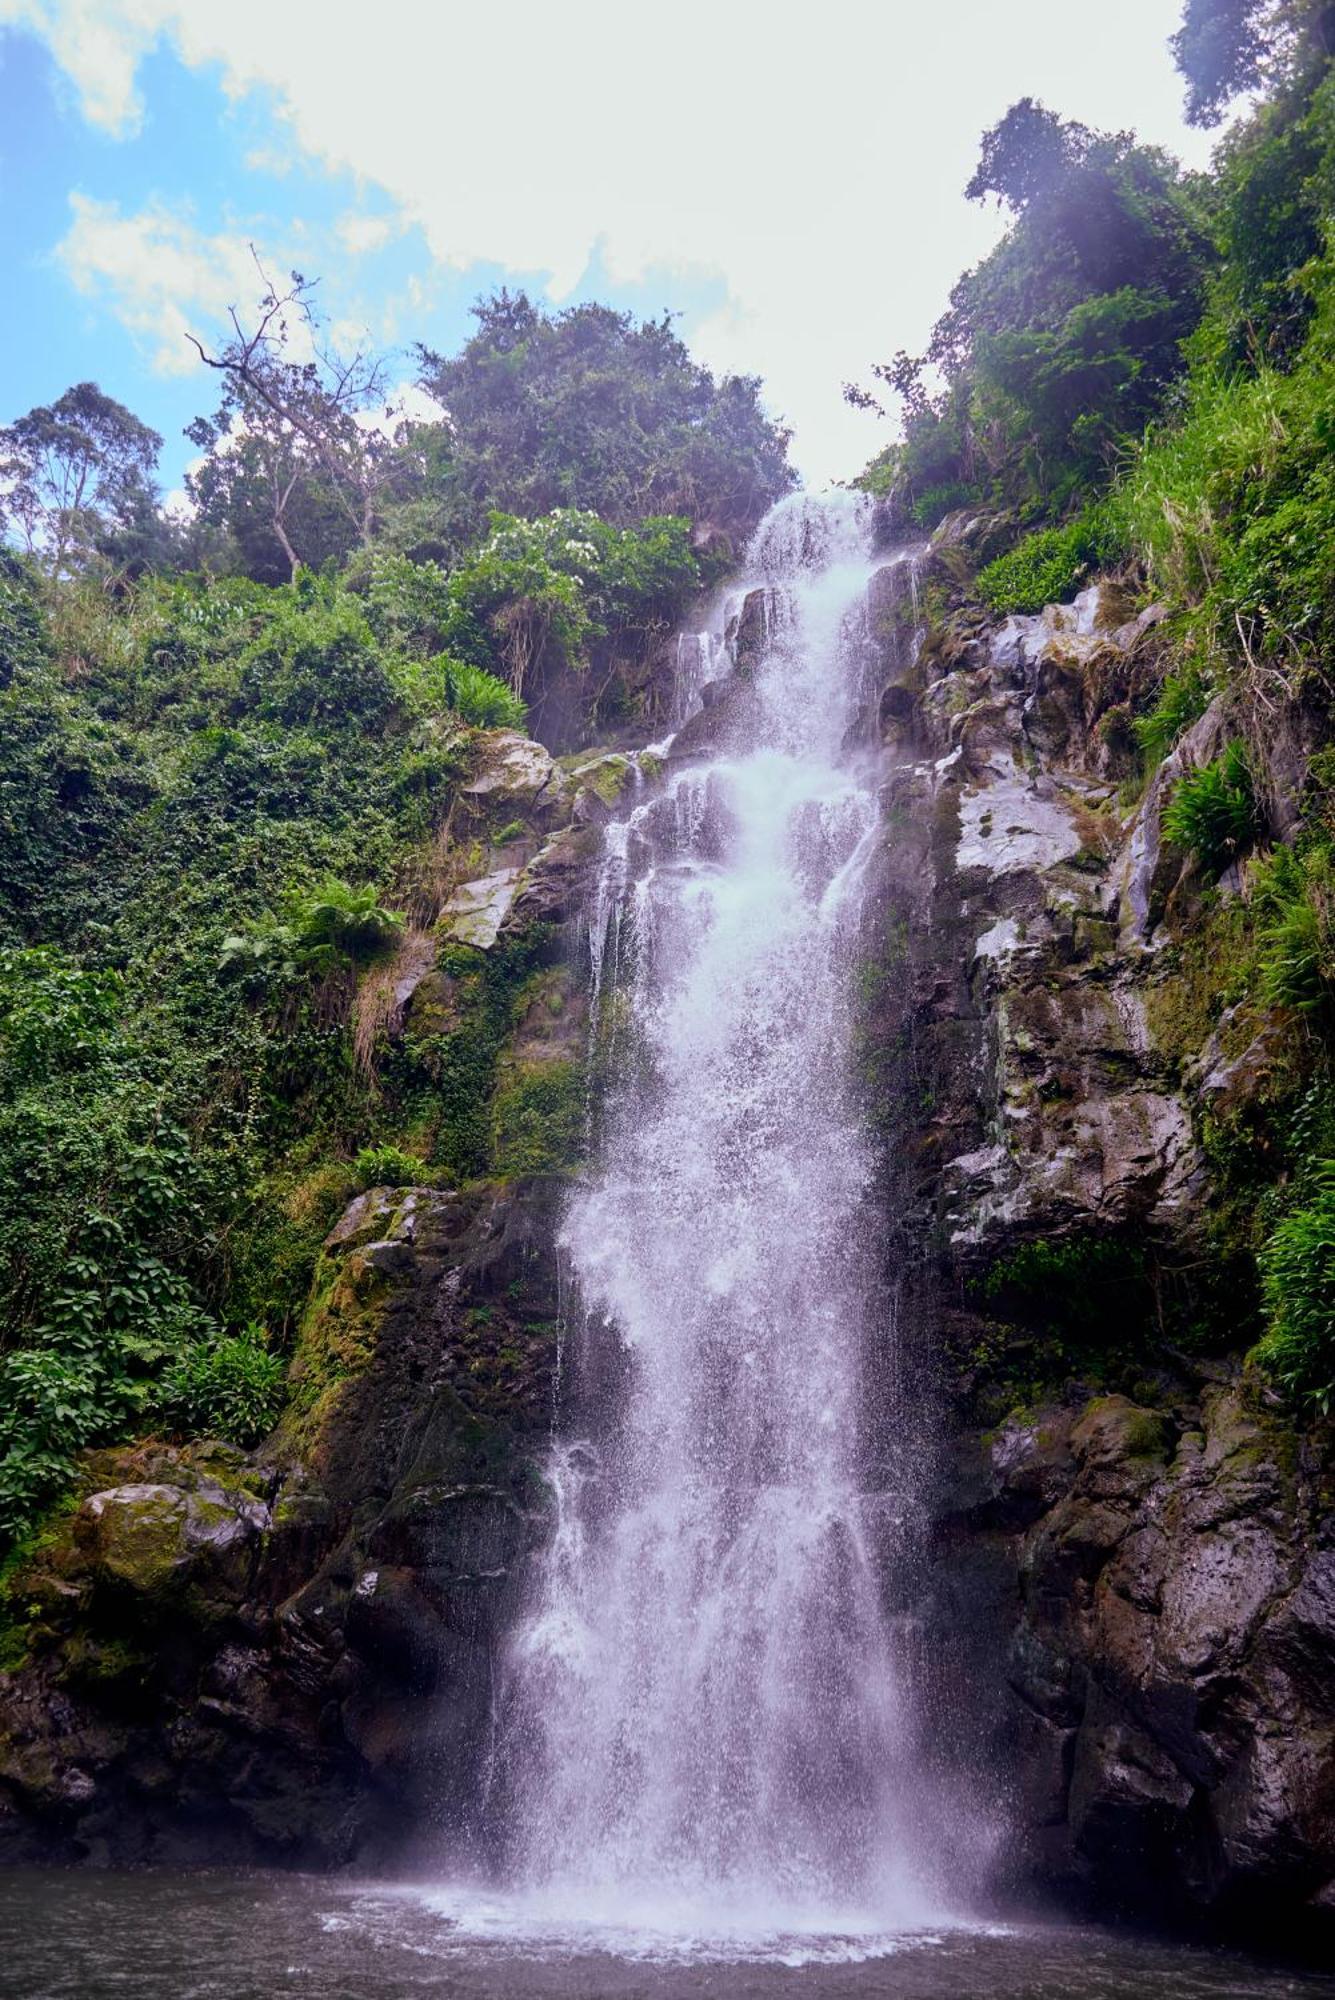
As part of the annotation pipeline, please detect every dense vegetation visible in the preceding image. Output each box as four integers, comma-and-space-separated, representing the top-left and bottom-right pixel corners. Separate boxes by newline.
7, 0, 1335, 1550
0, 298, 793, 1543
853, 0, 1335, 1413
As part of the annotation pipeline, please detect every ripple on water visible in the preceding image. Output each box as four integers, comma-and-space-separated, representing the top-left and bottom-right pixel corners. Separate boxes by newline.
2, 1870, 1333, 2000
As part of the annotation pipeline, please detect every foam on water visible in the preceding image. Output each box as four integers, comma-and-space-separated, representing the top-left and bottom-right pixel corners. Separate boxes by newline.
393, 1881, 972, 1969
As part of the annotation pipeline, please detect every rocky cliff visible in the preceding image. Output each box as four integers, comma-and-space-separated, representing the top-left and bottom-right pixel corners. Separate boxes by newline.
1, 532, 1332, 1942
856, 516, 1335, 1939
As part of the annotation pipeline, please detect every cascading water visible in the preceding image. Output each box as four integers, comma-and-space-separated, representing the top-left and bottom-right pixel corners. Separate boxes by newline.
468, 492, 949, 1949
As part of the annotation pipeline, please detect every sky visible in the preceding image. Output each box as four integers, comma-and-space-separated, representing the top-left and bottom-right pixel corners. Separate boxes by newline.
0, 0, 1220, 496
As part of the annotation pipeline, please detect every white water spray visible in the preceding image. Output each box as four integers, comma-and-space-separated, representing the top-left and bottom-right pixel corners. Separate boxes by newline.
476, 493, 945, 1947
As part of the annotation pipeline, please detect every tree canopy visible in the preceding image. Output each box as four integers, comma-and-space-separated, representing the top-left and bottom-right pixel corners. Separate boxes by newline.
852, 104, 1212, 520
418, 292, 794, 548
1171, 0, 1335, 124
0, 384, 162, 580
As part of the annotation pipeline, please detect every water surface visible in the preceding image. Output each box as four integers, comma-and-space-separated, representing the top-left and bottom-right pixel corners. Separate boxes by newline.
1, 1870, 1330, 2000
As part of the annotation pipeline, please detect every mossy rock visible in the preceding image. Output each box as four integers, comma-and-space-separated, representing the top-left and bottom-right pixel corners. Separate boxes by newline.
277, 1201, 403, 1452
1072, 1394, 1172, 1467
489, 1058, 585, 1177
560, 749, 633, 810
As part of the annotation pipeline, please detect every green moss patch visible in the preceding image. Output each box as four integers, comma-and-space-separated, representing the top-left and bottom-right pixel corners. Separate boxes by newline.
489, 1059, 585, 1177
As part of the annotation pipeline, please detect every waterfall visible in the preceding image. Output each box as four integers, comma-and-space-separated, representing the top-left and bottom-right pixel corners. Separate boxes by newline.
477, 493, 946, 1945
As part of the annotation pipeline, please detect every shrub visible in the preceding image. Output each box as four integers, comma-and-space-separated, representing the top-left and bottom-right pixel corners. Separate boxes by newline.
910, 481, 975, 528
157, 1323, 286, 1446
1133, 664, 1213, 763
1253, 841, 1335, 1012
0, 552, 49, 684
1112, 367, 1290, 609
1255, 1175, 1335, 1412
352, 1142, 430, 1189
289, 879, 403, 965
443, 658, 527, 730
217, 914, 301, 991
976, 507, 1123, 615
1112, 295, 1335, 671
1162, 741, 1259, 875
236, 587, 400, 728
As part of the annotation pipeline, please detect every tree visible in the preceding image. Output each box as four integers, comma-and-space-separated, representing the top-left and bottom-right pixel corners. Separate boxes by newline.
850, 107, 1213, 520
1171, 0, 1335, 125
0, 384, 162, 580
417, 292, 794, 547
186, 257, 396, 580
964, 98, 1090, 210
184, 423, 360, 586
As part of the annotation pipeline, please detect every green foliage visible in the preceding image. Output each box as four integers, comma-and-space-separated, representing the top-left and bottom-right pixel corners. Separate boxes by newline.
855, 104, 1212, 522
1199, 70, 1335, 364
0, 551, 49, 682
220, 880, 402, 989
1253, 838, 1335, 1010
1162, 740, 1260, 874
1255, 1168, 1335, 1409
402, 935, 557, 1182
982, 1233, 1150, 1336
1171, 0, 1326, 128
368, 511, 700, 715
0, 556, 520, 1545
0, 946, 228, 1538
353, 1142, 430, 1189
157, 1324, 286, 1446
1133, 664, 1213, 762
489, 1060, 585, 1177
236, 583, 401, 728
976, 506, 1123, 613
288, 879, 403, 965
417, 291, 794, 545
442, 658, 528, 729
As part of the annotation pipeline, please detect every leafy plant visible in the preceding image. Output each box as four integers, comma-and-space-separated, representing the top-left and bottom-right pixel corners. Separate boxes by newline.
1255, 1170, 1335, 1411
217, 913, 301, 990
289, 879, 404, 965
352, 1142, 430, 1189
442, 658, 527, 729
1134, 665, 1213, 763
157, 1323, 286, 1446
1162, 740, 1260, 875
1254, 840, 1335, 1012
976, 506, 1123, 614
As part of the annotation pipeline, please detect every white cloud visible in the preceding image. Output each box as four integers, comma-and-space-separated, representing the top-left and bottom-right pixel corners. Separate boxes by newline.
336, 210, 400, 257
54, 194, 318, 375
361, 382, 446, 437
0, 0, 155, 132
10, 0, 1219, 484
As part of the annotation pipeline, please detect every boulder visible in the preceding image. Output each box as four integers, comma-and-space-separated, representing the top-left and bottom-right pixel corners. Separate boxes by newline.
439, 866, 522, 948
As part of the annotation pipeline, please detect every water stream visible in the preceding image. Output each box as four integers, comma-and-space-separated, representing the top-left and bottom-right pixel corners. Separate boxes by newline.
470, 493, 948, 1952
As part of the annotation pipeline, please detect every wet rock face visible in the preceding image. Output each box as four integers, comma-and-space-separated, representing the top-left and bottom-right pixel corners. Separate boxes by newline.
870, 564, 1208, 1269
863, 550, 1335, 1938
0, 1180, 565, 1868
925, 1387, 1335, 1926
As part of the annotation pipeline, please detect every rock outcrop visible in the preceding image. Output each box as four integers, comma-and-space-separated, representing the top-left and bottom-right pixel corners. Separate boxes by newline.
0, 1179, 564, 1865
861, 534, 1335, 1939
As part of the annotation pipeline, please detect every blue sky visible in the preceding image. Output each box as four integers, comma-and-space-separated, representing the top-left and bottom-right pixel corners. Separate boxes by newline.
0, 1, 1217, 493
